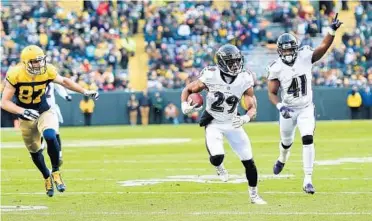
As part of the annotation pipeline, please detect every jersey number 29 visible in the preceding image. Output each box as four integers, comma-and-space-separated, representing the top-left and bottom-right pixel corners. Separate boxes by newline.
211, 92, 239, 113
287, 75, 307, 98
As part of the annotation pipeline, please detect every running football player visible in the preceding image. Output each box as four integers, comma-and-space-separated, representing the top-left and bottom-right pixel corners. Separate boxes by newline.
1, 45, 99, 197
40, 82, 72, 164
267, 14, 343, 194
181, 44, 266, 204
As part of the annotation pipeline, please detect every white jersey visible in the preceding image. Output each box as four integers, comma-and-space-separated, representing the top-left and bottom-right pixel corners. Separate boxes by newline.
199, 66, 254, 123
46, 83, 69, 107
267, 46, 314, 109
46, 83, 69, 124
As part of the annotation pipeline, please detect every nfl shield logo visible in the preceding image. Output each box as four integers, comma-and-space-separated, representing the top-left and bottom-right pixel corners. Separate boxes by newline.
227, 86, 230, 90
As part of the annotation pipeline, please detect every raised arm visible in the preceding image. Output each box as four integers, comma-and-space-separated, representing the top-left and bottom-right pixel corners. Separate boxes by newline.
311, 13, 343, 63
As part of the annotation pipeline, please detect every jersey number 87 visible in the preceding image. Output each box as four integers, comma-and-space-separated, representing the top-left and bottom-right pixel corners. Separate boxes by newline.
19, 84, 46, 104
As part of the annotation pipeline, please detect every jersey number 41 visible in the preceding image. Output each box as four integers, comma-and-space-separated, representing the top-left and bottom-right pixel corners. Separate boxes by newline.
287, 75, 307, 98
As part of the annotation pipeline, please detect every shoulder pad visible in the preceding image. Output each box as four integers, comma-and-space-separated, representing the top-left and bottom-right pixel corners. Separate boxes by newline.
5, 64, 23, 86
199, 66, 217, 82
298, 45, 314, 52
46, 63, 58, 80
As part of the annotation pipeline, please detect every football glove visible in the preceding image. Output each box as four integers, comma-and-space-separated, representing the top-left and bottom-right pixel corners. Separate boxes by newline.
84, 90, 99, 100
22, 109, 40, 120
181, 100, 202, 115
276, 103, 294, 119
65, 95, 72, 101
329, 13, 343, 35
232, 115, 250, 128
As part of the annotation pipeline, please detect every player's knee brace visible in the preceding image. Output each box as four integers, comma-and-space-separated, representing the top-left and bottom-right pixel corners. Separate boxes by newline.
209, 154, 224, 166
43, 129, 56, 141
302, 135, 313, 145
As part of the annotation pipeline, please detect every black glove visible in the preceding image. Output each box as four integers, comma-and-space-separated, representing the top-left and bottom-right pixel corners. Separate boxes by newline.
22, 109, 40, 120
65, 95, 72, 102
330, 13, 343, 31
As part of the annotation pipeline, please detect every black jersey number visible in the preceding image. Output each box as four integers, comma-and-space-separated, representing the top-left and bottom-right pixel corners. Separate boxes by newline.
287, 75, 307, 98
210, 92, 239, 113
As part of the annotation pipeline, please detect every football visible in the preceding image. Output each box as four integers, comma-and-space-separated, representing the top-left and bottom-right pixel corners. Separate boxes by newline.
188, 93, 203, 108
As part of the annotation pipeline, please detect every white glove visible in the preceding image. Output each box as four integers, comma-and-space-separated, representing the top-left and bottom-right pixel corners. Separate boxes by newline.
22, 109, 40, 120
232, 115, 250, 128
181, 100, 202, 114
84, 90, 99, 100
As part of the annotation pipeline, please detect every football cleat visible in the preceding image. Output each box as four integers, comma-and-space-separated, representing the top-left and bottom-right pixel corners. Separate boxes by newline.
273, 160, 285, 175
44, 176, 54, 197
250, 194, 267, 205
52, 171, 66, 192
303, 183, 315, 194
215, 165, 229, 182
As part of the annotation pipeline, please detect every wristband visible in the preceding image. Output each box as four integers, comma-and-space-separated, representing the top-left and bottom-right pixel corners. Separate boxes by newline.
276, 103, 284, 110
328, 28, 335, 36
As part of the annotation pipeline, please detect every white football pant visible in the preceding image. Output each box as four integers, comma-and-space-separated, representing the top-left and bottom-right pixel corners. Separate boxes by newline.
205, 123, 253, 160
280, 104, 315, 146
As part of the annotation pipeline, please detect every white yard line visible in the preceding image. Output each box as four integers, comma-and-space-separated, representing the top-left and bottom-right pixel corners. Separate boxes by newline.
2, 177, 372, 182
2, 211, 372, 216
2, 191, 372, 196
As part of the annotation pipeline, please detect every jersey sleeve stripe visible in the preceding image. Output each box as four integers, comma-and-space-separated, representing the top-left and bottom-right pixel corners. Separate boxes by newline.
6, 78, 16, 86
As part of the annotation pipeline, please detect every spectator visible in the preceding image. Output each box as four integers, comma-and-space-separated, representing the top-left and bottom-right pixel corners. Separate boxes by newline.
347, 86, 363, 119
127, 93, 139, 126
360, 86, 372, 119
152, 92, 164, 124
139, 90, 151, 125
1, 1, 139, 91
164, 102, 179, 125
300, 34, 314, 48
79, 96, 95, 126
184, 111, 199, 124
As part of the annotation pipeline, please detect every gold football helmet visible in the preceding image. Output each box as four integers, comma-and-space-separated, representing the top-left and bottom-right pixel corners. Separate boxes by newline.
20, 45, 47, 75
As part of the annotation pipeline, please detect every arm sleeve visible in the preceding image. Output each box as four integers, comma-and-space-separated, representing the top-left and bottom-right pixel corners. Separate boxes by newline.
266, 61, 279, 80
47, 64, 58, 81
198, 66, 215, 84
54, 83, 69, 99
244, 72, 255, 89
298, 45, 314, 62
5, 68, 18, 86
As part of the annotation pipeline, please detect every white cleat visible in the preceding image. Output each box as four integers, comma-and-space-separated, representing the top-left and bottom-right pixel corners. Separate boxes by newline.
250, 194, 267, 205
215, 165, 229, 182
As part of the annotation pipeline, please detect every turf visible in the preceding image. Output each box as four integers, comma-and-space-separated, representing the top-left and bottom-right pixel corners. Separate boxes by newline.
1, 120, 372, 221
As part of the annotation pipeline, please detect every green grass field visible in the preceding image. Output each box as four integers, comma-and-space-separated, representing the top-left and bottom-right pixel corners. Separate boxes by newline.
1, 121, 372, 221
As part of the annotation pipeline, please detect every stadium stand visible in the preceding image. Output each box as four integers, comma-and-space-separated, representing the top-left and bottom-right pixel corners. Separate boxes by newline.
1, 0, 371, 92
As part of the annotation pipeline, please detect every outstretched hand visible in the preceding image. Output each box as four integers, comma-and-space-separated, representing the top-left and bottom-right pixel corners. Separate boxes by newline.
330, 13, 343, 31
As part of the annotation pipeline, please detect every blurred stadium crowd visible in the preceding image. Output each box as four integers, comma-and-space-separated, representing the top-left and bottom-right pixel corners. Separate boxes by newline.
1, 0, 142, 91
1, 0, 371, 92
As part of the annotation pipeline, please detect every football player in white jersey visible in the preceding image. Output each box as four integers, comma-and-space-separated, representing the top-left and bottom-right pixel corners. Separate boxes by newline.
181, 44, 266, 204
267, 14, 343, 194
41, 83, 72, 165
